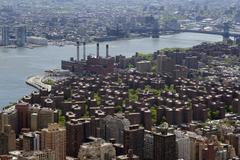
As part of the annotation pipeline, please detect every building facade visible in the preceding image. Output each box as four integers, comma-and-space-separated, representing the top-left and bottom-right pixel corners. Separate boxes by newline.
40, 123, 66, 160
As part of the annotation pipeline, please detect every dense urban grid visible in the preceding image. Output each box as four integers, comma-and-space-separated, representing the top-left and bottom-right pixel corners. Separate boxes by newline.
1, 0, 240, 160
0, 40, 240, 160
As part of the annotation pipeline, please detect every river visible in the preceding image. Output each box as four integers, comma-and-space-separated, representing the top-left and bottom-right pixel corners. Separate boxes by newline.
0, 33, 222, 107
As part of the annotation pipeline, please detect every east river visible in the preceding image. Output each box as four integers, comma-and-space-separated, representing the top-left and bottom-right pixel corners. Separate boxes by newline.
0, 33, 222, 107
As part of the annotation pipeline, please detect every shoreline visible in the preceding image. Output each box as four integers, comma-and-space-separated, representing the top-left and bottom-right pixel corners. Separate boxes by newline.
0, 32, 179, 49
49, 32, 179, 47
0, 32, 218, 49
25, 74, 51, 91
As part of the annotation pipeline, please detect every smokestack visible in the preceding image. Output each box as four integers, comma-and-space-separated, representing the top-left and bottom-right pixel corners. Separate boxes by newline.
106, 44, 109, 58
83, 42, 86, 61
97, 43, 99, 58
77, 41, 80, 61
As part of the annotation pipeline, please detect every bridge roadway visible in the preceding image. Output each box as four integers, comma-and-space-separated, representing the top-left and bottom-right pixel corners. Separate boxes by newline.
159, 29, 240, 38
133, 28, 240, 38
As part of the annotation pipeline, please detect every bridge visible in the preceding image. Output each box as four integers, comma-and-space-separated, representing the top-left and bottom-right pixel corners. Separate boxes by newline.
159, 29, 240, 40
152, 23, 240, 41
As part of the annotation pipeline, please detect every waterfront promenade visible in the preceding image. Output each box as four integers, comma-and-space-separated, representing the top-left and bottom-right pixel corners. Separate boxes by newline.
26, 74, 51, 91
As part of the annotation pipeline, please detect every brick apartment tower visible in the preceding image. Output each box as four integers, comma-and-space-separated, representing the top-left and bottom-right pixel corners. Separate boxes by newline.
0, 125, 16, 155
41, 123, 66, 160
153, 127, 176, 160
16, 102, 29, 133
66, 119, 84, 157
123, 125, 144, 159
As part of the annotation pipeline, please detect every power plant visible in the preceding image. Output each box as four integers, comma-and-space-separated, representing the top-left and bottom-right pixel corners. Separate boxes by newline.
61, 42, 114, 75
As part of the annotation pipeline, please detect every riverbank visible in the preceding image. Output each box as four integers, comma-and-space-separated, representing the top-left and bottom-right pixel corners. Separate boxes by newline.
49, 32, 179, 47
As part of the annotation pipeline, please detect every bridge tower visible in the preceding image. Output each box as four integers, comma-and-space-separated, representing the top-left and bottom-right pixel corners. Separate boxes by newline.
152, 20, 160, 38
223, 22, 230, 41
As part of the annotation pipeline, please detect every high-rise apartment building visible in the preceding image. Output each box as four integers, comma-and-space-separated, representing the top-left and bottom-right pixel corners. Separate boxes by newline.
22, 132, 41, 151
0, 112, 8, 132
16, 102, 29, 133
123, 125, 144, 159
0, 125, 16, 155
41, 123, 66, 160
156, 54, 175, 75
2, 26, 10, 46
66, 119, 84, 157
153, 125, 176, 160
16, 25, 27, 47
38, 108, 54, 130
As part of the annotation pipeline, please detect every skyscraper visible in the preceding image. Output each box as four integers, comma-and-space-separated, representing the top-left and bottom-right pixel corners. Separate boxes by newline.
2, 26, 10, 46
16, 25, 27, 47
41, 123, 66, 160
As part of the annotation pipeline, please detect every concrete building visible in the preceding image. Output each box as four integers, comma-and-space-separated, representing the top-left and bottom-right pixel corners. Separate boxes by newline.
123, 125, 144, 159
16, 25, 27, 47
100, 115, 130, 144
144, 131, 153, 160
30, 113, 38, 131
0, 112, 8, 132
22, 132, 41, 151
117, 149, 139, 160
136, 61, 151, 73
185, 56, 198, 69
78, 138, 116, 160
27, 36, 48, 46
16, 150, 55, 160
2, 26, 10, 46
41, 123, 66, 160
175, 131, 191, 160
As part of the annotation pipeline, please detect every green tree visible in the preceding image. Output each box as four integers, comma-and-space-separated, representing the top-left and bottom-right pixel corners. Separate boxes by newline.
59, 115, 65, 126
150, 107, 157, 123
209, 111, 220, 120
94, 93, 101, 105
115, 105, 123, 113
128, 89, 138, 101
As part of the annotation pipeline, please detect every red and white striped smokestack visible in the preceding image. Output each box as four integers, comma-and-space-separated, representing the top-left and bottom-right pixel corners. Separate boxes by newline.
76, 41, 80, 61
97, 43, 100, 58
106, 44, 109, 58
83, 42, 86, 61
